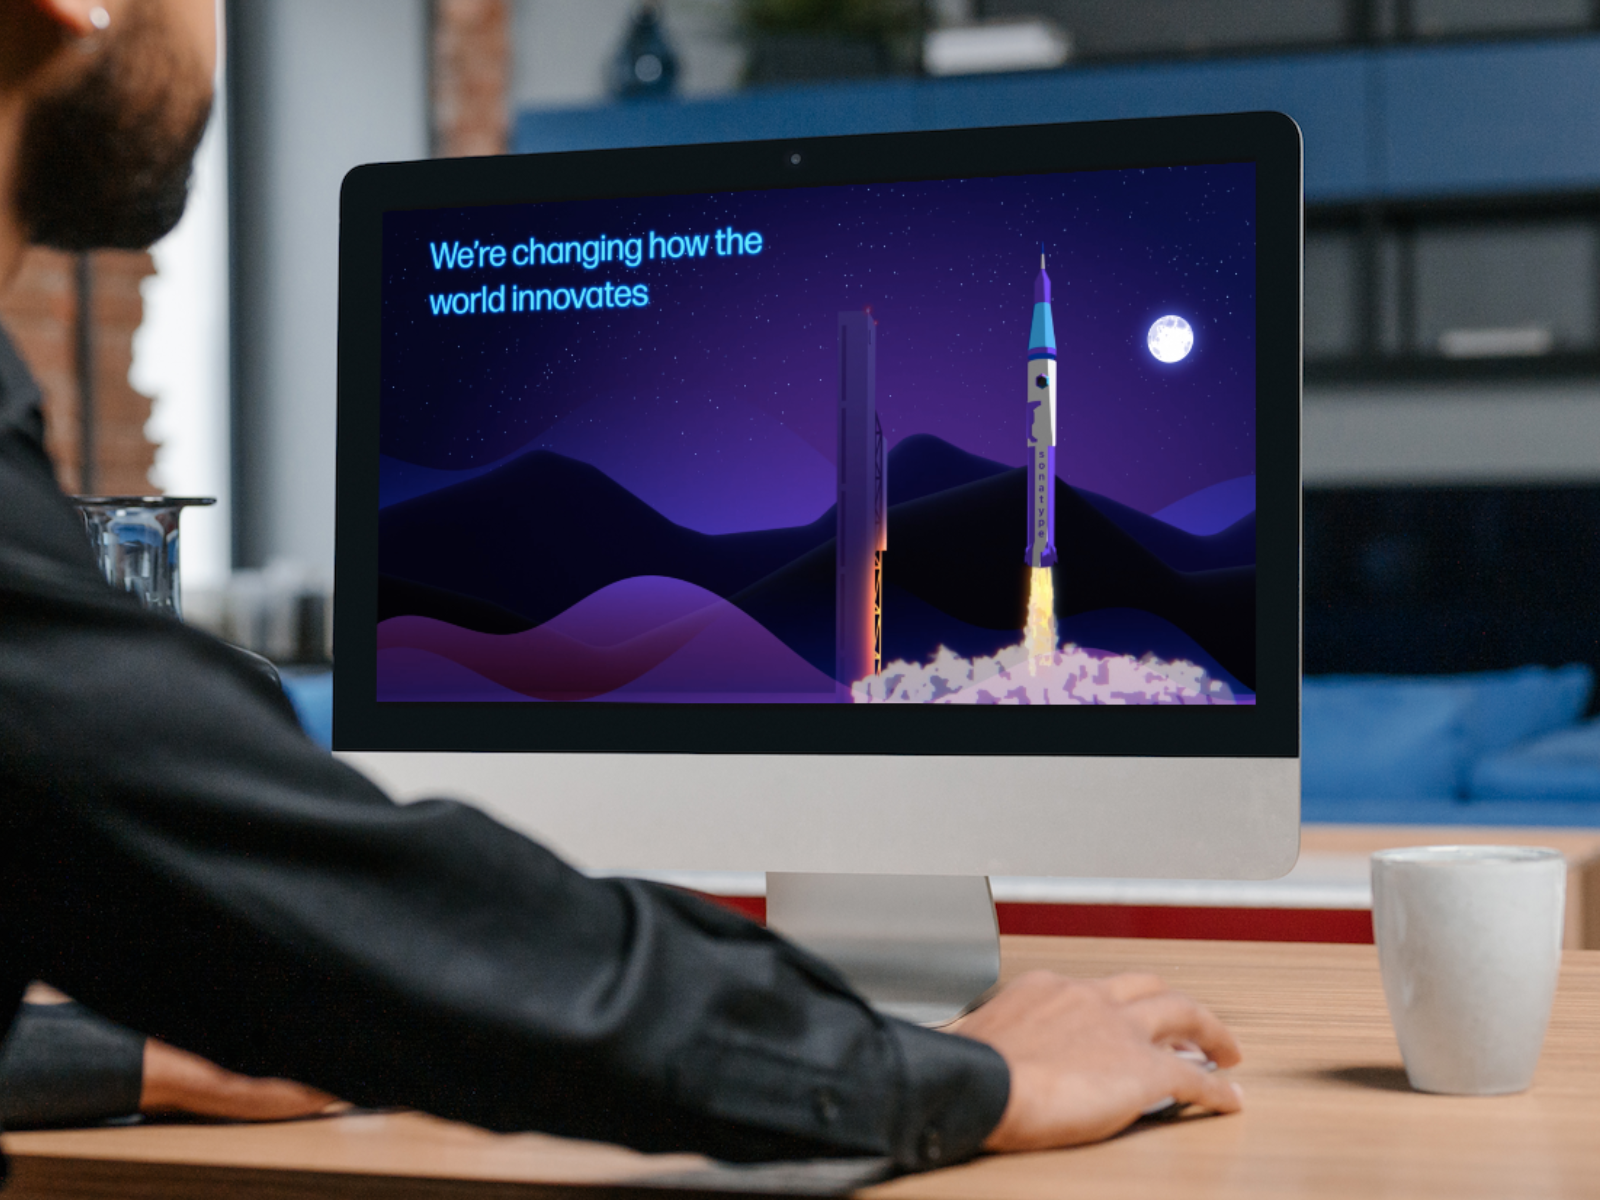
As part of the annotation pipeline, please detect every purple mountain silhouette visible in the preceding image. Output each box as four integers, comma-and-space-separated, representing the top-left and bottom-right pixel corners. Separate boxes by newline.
377, 647, 536, 702
381, 392, 834, 534
1153, 474, 1256, 536
536, 574, 725, 646
377, 577, 836, 703
888, 434, 1254, 570
379, 436, 1257, 688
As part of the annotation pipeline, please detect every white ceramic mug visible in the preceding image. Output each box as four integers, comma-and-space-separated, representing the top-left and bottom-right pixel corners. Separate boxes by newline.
1371, 845, 1566, 1095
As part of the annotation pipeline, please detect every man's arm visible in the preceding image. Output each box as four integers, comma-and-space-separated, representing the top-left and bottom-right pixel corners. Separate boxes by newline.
0, 998, 333, 1129
0, 427, 1008, 1165
0, 1001, 144, 1128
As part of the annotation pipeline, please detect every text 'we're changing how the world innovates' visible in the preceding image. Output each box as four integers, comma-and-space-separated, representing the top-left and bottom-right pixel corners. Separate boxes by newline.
425, 228, 765, 318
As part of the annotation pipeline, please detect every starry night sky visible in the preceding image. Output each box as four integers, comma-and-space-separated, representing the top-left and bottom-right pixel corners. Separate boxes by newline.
380, 163, 1256, 534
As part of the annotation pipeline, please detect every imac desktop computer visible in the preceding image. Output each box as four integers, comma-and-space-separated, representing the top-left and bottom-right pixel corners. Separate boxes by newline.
334, 112, 1303, 1022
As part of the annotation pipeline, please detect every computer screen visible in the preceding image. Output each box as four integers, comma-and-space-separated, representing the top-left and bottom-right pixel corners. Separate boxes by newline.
375, 164, 1255, 710
334, 113, 1299, 884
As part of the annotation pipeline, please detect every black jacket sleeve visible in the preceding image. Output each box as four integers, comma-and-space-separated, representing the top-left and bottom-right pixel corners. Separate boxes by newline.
0, 1003, 145, 1130
0, 328, 1008, 1170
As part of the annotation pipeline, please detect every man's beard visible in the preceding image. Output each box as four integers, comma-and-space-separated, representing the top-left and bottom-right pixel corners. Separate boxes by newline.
15, 1, 213, 252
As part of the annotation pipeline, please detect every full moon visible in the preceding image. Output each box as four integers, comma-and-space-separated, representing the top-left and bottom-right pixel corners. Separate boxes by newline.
1147, 315, 1194, 363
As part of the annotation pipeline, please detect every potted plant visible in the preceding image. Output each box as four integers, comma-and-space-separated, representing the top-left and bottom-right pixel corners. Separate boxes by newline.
737, 0, 926, 86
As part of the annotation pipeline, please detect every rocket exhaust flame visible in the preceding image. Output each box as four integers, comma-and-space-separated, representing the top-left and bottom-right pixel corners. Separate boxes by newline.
1025, 566, 1057, 672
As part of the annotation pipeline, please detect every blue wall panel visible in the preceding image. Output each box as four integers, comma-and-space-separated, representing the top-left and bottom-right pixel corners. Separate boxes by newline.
1381, 39, 1600, 198
517, 53, 1371, 200
910, 55, 1371, 199
515, 36, 1600, 204
516, 79, 924, 156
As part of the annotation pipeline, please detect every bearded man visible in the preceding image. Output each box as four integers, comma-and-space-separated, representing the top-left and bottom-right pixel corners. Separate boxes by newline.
0, 0, 1242, 1167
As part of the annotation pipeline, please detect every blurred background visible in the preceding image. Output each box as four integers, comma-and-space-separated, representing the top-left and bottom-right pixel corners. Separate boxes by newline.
4, 0, 1599, 718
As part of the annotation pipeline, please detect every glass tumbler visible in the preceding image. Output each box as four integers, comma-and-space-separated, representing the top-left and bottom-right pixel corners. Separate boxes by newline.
73, 496, 216, 619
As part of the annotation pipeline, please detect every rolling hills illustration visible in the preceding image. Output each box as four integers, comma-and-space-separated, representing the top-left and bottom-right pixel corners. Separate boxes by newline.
377, 434, 1256, 702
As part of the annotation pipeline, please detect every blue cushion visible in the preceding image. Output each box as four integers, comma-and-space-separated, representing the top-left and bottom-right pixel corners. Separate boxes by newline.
1452, 664, 1594, 760
1302, 665, 1595, 801
1302, 678, 1474, 800
280, 669, 333, 749
1470, 718, 1600, 801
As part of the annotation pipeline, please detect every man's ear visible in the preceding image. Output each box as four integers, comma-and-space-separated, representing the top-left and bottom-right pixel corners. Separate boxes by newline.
26, 0, 121, 38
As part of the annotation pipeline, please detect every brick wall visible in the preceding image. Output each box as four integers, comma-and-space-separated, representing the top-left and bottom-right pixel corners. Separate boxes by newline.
0, 250, 76, 484
431, 0, 511, 158
0, 247, 156, 496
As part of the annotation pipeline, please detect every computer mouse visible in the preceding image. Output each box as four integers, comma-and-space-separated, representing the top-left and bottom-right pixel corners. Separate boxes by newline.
1139, 1046, 1218, 1119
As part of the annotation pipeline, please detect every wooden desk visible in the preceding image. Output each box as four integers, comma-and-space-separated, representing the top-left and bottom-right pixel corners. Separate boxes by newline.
8, 937, 1600, 1199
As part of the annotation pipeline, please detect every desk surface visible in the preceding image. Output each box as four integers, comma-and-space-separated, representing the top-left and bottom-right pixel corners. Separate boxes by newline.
8, 936, 1600, 1199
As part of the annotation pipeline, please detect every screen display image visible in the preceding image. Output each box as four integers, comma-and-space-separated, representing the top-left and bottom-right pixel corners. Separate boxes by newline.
376, 163, 1257, 707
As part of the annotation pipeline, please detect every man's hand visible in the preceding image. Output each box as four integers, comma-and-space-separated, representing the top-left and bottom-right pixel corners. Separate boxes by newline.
141, 1039, 341, 1121
951, 970, 1243, 1152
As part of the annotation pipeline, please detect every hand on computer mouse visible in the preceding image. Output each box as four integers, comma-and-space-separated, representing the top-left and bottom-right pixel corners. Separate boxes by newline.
141, 1039, 342, 1121
951, 970, 1243, 1152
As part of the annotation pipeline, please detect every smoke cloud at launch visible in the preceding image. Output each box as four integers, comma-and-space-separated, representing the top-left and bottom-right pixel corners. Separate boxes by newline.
851, 641, 1237, 705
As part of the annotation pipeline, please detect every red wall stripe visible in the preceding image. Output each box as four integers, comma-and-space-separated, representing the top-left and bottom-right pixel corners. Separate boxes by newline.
704, 894, 766, 923
693, 893, 1374, 944
994, 901, 1374, 943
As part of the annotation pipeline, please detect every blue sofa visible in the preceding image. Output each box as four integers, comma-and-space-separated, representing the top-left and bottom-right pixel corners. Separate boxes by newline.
1303, 665, 1600, 827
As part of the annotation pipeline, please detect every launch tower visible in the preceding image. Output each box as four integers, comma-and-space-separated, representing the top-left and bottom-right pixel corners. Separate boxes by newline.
835, 311, 886, 693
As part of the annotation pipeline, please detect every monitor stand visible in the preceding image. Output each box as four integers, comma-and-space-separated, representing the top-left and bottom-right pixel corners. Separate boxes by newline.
766, 873, 999, 1026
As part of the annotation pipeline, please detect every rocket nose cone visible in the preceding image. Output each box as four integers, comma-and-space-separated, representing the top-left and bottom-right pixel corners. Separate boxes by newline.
1034, 268, 1052, 305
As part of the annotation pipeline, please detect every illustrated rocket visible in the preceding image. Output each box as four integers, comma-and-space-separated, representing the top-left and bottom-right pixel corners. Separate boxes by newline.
1026, 252, 1058, 568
